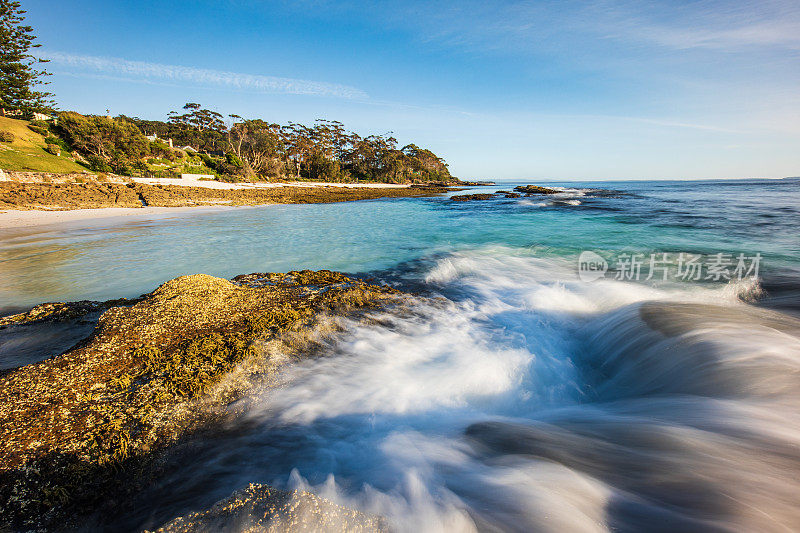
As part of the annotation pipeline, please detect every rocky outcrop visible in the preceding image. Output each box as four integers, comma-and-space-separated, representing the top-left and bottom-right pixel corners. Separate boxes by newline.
513, 185, 558, 194
451, 193, 494, 201
0, 271, 402, 530
0, 181, 142, 209
149, 483, 386, 532
0, 181, 451, 210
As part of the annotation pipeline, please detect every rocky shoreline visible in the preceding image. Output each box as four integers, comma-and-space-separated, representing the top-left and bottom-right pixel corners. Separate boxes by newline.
0, 181, 451, 211
0, 270, 405, 530
147, 483, 386, 532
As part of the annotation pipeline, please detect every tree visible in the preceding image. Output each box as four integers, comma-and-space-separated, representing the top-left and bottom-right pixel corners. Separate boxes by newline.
0, 0, 54, 116
227, 118, 284, 179
57, 111, 150, 171
168, 102, 225, 132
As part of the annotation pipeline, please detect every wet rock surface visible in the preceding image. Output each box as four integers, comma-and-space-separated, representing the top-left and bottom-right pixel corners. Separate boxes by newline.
147, 483, 386, 533
0, 270, 401, 530
0, 181, 450, 210
450, 193, 494, 201
513, 185, 559, 194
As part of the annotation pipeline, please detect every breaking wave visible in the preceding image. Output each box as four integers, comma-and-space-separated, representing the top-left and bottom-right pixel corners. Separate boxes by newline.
128, 247, 800, 532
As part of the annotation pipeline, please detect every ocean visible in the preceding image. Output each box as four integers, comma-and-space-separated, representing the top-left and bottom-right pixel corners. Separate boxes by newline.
2, 178, 800, 531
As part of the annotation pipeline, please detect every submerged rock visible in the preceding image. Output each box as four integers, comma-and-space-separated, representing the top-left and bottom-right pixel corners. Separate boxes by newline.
513, 185, 558, 195
504, 193, 521, 198
149, 483, 386, 532
0, 270, 401, 530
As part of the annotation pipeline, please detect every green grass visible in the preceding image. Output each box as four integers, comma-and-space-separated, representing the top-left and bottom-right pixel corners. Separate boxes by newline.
145, 156, 219, 178
0, 116, 85, 173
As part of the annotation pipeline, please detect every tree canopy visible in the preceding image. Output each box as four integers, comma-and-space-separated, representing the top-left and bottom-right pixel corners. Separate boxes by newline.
0, 0, 54, 115
49, 103, 453, 183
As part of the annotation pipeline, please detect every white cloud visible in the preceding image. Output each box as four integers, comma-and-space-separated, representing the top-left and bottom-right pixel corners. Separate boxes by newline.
38, 51, 368, 100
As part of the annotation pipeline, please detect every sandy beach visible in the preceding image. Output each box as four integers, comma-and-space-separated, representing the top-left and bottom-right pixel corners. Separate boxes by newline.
0, 205, 238, 229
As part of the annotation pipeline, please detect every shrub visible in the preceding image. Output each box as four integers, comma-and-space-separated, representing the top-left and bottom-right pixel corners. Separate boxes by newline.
150, 140, 175, 161
153, 168, 181, 179
57, 111, 150, 161
0, 130, 14, 142
86, 156, 112, 173
45, 143, 61, 155
45, 136, 70, 151
112, 160, 134, 176
199, 153, 216, 168
226, 152, 243, 167
28, 124, 48, 136
131, 161, 149, 176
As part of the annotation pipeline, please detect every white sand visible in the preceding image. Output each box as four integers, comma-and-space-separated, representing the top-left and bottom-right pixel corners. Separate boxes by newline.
0, 206, 240, 230
0, 180, 414, 229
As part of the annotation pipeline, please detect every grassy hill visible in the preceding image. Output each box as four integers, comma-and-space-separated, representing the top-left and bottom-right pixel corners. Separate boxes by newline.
0, 116, 85, 173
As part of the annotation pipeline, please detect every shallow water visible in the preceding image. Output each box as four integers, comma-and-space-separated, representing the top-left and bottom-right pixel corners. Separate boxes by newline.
2, 179, 800, 531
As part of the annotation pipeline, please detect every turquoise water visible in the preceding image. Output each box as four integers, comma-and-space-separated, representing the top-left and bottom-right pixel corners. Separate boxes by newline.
1, 179, 798, 311
3, 179, 800, 531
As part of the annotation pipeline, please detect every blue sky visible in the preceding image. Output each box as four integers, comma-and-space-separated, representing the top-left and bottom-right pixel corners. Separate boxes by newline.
24, 0, 800, 180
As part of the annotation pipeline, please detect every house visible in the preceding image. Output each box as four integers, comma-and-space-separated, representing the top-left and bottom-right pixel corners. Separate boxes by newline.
146, 134, 173, 148
1, 109, 54, 121
179, 145, 198, 153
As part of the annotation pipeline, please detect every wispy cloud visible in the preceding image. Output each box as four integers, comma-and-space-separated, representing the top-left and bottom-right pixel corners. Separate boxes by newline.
38, 51, 368, 99
593, 0, 800, 51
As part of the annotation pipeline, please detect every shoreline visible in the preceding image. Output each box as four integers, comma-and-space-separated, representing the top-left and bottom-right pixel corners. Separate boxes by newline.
0, 271, 402, 529
0, 181, 453, 221
0, 205, 240, 229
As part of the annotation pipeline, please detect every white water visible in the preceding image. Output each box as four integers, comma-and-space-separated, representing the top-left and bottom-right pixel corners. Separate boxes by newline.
134, 247, 800, 532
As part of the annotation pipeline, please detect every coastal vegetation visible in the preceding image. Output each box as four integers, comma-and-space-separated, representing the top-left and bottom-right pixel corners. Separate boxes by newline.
0, 0, 54, 117
0, 2, 455, 188
0, 116, 84, 172
0, 106, 455, 184
54, 106, 455, 184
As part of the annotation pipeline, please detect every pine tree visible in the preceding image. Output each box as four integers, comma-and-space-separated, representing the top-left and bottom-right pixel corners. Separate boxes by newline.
0, 0, 54, 116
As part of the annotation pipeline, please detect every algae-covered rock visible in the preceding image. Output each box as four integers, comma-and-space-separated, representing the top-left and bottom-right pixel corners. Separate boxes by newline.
0, 270, 400, 530
149, 483, 386, 533
0, 181, 451, 210
513, 185, 558, 194
451, 193, 494, 201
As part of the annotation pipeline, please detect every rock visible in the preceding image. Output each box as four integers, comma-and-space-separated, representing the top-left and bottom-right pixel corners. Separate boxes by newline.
0, 270, 401, 530
504, 193, 521, 198
513, 185, 558, 195
0, 181, 452, 210
451, 193, 494, 201
149, 483, 386, 532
